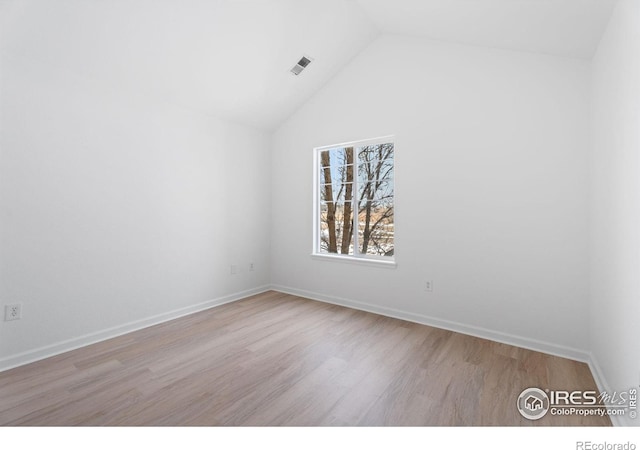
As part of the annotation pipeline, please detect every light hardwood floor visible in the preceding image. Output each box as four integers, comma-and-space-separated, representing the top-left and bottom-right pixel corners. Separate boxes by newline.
0, 291, 610, 426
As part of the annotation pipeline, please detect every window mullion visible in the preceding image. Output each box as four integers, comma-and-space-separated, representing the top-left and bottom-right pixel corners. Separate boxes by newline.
353, 154, 360, 257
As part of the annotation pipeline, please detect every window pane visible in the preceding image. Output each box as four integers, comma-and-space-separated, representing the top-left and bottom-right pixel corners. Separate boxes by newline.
318, 146, 355, 254
358, 180, 394, 205
320, 182, 354, 204
319, 148, 351, 168
357, 200, 394, 256
357, 143, 394, 185
320, 165, 354, 188
357, 144, 394, 258
319, 201, 354, 254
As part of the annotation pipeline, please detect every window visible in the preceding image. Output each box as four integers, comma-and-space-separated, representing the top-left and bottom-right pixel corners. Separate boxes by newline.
313, 136, 395, 265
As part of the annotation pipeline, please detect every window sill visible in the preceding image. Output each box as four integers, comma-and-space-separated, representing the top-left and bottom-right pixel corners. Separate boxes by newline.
310, 253, 397, 269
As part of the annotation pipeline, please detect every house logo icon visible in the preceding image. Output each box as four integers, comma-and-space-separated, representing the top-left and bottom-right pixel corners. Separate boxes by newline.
517, 388, 550, 420
525, 395, 543, 411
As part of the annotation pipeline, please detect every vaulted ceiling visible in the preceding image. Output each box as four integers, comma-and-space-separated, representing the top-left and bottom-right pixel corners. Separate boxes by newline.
355, 0, 618, 59
1, 0, 617, 131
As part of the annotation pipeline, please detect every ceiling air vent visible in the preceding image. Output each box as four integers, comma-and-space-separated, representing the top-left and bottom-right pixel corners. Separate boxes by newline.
290, 55, 312, 76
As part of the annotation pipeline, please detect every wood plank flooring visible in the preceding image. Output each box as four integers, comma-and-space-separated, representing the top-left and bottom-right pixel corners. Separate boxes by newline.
0, 291, 610, 426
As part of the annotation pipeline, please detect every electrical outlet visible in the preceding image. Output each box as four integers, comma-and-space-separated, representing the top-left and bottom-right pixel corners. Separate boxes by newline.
5, 303, 22, 321
425, 281, 433, 292
249, 262, 254, 272
230, 265, 238, 275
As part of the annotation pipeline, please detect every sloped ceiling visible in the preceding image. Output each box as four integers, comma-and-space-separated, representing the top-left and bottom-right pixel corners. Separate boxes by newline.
355, 0, 617, 59
1, 0, 617, 131
0, 0, 378, 131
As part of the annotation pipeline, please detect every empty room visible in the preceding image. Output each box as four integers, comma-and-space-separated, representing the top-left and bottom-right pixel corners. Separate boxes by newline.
1, 0, 638, 437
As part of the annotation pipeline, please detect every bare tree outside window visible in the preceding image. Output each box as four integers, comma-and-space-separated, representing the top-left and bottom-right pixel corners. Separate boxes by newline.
317, 140, 394, 259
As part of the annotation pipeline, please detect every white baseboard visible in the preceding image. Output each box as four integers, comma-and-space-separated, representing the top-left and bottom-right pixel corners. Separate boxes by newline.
271, 284, 591, 363
588, 354, 631, 427
0, 285, 270, 373
588, 353, 612, 401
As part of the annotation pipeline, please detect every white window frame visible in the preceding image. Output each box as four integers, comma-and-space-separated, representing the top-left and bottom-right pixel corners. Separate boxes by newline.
312, 135, 396, 268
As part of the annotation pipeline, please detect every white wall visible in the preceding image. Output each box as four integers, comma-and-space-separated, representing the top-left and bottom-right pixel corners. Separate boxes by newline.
0, 52, 270, 368
590, 0, 640, 426
271, 35, 591, 357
